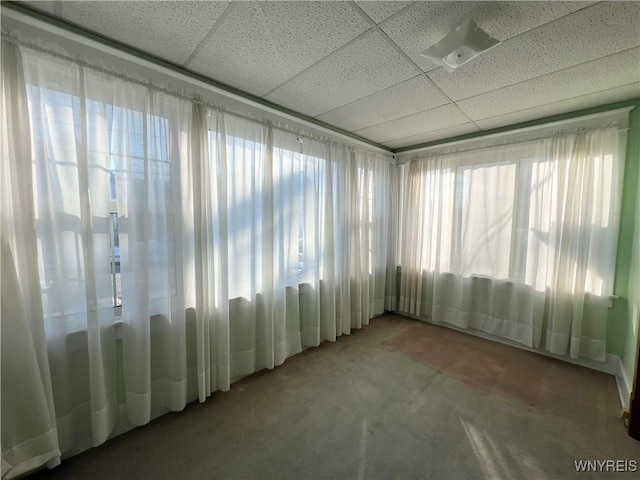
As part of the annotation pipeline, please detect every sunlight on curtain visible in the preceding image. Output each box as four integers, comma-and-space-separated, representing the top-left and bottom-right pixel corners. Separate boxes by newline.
192, 110, 393, 397
112, 85, 192, 426
398, 123, 628, 361
1, 42, 61, 480
19, 46, 193, 451
189, 105, 230, 401
1, 39, 394, 471
4, 28, 632, 478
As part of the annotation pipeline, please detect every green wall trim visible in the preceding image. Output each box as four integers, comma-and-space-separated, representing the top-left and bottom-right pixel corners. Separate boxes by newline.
6, 1, 639, 157
621, 139, 640, 383
611, 100, 640, 373
2, 1, 389, 152
394, 98, 640, 154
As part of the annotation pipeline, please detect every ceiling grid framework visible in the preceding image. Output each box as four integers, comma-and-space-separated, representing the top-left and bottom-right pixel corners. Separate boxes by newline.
13, 0, 640, 150
260, 27, 379, 100
181, 1, 236, 68
347, 0, 483, 135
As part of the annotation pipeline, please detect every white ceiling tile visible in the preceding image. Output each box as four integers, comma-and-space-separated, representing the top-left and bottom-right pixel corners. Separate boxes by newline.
381, 1, 595, 72
355, 1, 414, 24
383, 123, 481, 150
265, 30, 418, 117
59, 1, 230, 65
457, 48, 640, 121
354, 103, 471, 143
475, 83, 640, 131
428, 1, 640, 101
16, 0, 638, 149
316, 75, 449, 132
189, 1, 371, 97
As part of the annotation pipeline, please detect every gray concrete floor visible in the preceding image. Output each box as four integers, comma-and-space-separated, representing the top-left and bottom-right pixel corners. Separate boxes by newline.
29, 314, 639, 479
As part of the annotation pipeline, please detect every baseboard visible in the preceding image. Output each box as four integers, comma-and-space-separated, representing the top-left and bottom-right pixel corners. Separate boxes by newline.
392, 312, 631, 408
613, 355, 632, 409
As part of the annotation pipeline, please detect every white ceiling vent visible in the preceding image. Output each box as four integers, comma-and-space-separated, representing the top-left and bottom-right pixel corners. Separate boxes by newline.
421, 19, 501, 71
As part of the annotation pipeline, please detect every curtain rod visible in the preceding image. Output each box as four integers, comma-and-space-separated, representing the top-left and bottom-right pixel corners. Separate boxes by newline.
3, 32, 392, 160
398, 107, 634, 162
399, 125, 630, 164
0, 4, 394, 158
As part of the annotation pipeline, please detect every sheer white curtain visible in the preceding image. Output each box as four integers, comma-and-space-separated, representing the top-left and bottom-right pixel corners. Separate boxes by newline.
1, 42, 61, 480
384, 163, 401, 312
3, 39, 394, 473
305, 136, 394, 331
398, 121, 627, 361
190, 105, 231, 400
543, 129, 626, 359
111, 79, 192, 425
211, 114, 287, 378
19, 46, 193, 453
192, 109, 393, 398
349, 150, 392, 325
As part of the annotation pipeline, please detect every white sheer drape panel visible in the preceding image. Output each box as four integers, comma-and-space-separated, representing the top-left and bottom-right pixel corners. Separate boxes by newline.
217, 115, 291, 376
22, 50, 120, 450
113, 88, 192, 425
398, 126, 627, 361
197, 113, 392, 383
544, 130, 626, 359
21, 47, 193, 448
316, 147, 391, 338
350, 152, 390, 323
1, 42, 61, 480
272, 129, 324, 348
190, 106, 231, 401
384, 164, 401, 311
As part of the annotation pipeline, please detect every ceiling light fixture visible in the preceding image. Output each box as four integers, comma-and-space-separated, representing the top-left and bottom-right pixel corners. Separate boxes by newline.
421, 18, 501, 71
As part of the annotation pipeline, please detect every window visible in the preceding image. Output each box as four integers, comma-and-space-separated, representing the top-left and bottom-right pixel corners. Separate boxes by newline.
27, 80, 176, 323
109, 211, 122, 310
212, 126, 326, 300
408, 133, 622, 298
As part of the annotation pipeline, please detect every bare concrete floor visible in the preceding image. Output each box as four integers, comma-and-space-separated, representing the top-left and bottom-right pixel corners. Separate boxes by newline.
29, 314, 639, 479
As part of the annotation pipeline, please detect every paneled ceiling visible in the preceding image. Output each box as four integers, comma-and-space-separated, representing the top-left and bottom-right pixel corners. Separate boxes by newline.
14, 1, 640, 150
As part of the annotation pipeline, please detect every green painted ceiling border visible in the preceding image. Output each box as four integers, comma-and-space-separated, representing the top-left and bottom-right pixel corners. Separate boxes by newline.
4, 2, 638, 156
2, 1, 390, 152
394, 98, 640, 154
